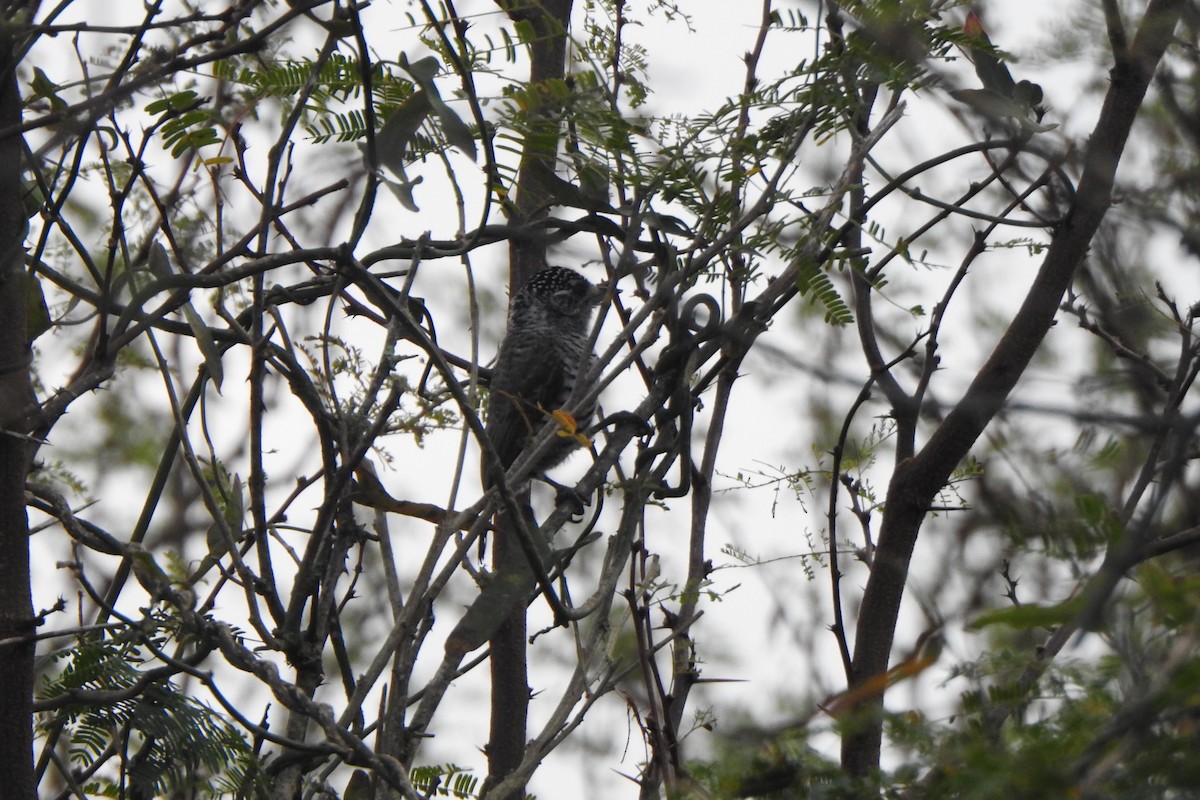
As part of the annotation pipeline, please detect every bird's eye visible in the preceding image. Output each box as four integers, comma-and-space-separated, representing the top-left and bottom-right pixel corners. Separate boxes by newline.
550, 289, 577, 313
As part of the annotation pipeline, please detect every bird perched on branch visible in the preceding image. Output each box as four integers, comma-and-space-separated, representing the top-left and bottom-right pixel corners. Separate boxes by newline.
482, 266, 604, 491
447, 266, 602, 654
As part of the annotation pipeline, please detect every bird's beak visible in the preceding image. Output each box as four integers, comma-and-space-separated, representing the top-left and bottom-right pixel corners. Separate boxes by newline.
593, 281, 617, 304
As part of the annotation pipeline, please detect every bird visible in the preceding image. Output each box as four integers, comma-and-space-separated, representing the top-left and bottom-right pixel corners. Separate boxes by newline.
457, 268, 605, 790
482, 266, 604, 492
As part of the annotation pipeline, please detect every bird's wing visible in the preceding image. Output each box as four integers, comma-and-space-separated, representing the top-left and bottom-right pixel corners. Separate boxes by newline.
484, 343, 567, 477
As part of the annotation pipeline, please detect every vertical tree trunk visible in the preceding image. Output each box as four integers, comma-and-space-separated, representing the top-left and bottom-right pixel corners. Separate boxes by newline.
0, 25, 37, 800
485, 2, 573, 798
501, 0, 574, 292
483, 507, 532, 800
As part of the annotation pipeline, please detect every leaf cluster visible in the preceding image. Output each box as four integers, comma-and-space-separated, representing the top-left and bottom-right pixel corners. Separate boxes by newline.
39, 635, 264, 799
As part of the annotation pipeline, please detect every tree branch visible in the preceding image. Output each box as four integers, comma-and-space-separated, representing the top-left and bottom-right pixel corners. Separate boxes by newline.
842, 0, 1186, 777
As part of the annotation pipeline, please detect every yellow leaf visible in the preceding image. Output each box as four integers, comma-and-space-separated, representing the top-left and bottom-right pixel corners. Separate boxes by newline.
550, 408, 577, 432
550, 408, 591, 447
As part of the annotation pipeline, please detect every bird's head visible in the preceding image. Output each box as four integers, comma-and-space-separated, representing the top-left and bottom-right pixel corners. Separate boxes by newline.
510, 267, 605, 324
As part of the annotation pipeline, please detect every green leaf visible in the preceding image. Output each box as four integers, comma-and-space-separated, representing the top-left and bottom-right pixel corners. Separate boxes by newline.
147, 240, 171, 278
149, 242, 224, 390
374, 90, 432, 174
128, 543, 173, 600
400, 54, 439, 84
443, 558, 537, 657
1013, 79, 1043, 108
195, 469, 245, 580
24, 271, 51, 344
399, 53, 477, 160
145, 89, 200, 115
382, 170, 424, 212
410, 764, 479, 799
542, 169, 612, 211
181, 300, 225, 390
30, 67, 68, 111
430, 100, 477, 161
794, 257, 853, 326
37, 636, 266, 797
20, 177, 45, 218
962, 12, 1016, 96
967, 43, 1016, 99
968, 597, 1083, 631
949, 89, 1057, 132
145, 91, 220, 159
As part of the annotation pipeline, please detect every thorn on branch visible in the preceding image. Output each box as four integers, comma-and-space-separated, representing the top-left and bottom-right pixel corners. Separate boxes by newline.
1000, 559, 1023, 606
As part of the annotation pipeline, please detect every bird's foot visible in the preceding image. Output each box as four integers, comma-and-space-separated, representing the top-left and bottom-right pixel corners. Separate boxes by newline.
538, 474, 590, 520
